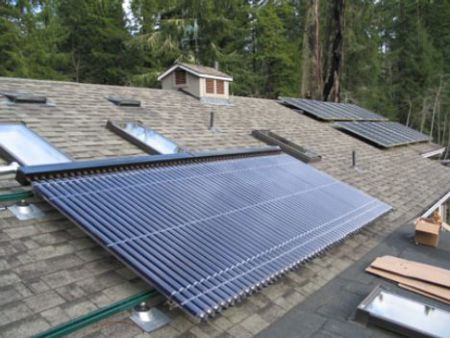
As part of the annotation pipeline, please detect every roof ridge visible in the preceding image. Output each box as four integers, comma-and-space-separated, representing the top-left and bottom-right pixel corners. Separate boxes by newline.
0, 76, 164, 93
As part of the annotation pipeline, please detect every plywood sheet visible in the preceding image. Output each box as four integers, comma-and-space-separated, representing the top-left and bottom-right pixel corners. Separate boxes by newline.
366, 266, 450, 302
371, 256, 450, 288
399, 284, 450, 305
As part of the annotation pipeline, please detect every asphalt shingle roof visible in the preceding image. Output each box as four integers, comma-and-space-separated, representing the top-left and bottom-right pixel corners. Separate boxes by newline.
0, 76, 449, 338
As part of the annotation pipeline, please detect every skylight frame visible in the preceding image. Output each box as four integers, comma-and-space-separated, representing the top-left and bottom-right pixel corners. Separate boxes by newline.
0, 122, 71, 166
106, 120, 182, 155
107, 96, 141, 107
1, 92, 47, 104
356, 285, 450, 337
252, 129, 321, 163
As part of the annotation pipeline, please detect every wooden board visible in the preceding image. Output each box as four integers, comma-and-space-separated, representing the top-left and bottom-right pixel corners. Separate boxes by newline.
366, 266, 450, 302
370, 256, 450, 288
399, 284, 450, 305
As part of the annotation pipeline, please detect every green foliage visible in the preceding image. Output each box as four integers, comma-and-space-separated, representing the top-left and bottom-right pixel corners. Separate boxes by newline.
254, 2, 299, 98
0, 0, 449, 144
57, 0, 138, 84
0, 0, 67, 79
0, 2, 25, 76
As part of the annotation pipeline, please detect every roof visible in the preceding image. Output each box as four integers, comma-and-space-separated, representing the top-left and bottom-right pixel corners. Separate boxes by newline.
0, 76, 449, 337
257, 217, 450, 338
157, 62, 233, 81
409, 142, 446, 158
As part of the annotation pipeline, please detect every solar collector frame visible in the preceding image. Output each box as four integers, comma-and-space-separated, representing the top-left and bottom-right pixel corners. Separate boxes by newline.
279, 97, 387, 121
29, 151, 391, 319
334, 121, 431, 148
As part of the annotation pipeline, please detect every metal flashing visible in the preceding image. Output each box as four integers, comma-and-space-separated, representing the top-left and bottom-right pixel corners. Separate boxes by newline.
130, 305, 171, 332
421, 147, 445, 159
8, 201, 45, 221
356, 285, 450, 338
107, 96, 141, 107
1, 92, 47, 104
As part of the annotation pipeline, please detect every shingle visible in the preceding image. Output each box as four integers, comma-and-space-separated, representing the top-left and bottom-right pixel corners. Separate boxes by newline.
0, 315, 50, 338
62, 298, 98, 319
24, 290, 65, 312
0, 76, 449, 336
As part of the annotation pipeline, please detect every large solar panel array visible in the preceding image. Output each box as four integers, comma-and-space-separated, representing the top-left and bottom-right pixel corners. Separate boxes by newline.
334, 121, 431, 148
32, 154, 391, 318
279, 97, 387, 121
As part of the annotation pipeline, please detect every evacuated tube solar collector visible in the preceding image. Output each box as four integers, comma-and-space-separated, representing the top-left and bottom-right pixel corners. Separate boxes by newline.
21, 147, 391, 318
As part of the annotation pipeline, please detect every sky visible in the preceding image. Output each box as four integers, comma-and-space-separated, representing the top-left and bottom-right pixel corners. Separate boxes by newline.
122, 0, 134, 22
122, 0, 139, 32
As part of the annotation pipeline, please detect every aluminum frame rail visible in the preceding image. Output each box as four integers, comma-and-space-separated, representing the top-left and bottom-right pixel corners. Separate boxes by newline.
279, 97, 387, 121
334, 121, 431, 148
251, 130, 321, 163
31, 154, 391, 319
16, 146, 280, 185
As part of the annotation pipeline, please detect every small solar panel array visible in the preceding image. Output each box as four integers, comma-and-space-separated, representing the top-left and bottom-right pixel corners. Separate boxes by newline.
279, 97, 430, 148
30, 153, 391, 319
279, 97, 387, 121
335, 121, 431, 148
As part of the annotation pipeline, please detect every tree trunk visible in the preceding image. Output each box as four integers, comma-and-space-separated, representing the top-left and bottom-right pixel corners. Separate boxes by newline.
301, 0, 322, 99
445, 121, 450, 159
322, 0, 345, 102
420, 98, 428, 133
430, 76, 443, 141
405, 99, 412, 126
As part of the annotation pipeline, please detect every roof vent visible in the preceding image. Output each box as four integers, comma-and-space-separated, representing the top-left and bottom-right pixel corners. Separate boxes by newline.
107, 96, 141, 107
1, 92, 47, 104
158, 62, 233, 105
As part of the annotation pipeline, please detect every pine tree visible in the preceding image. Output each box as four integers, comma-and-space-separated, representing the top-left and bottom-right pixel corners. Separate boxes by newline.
254, 1, 298, 98
57, 0, 136, 84
0, 1, 26, 76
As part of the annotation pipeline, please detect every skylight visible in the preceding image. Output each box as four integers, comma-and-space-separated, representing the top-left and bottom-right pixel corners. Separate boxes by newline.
107, 96, 141, 107
252, 130, 321, 163
0, 123, 71, 166
1, 92, 47, 104
106, 120, 181, 155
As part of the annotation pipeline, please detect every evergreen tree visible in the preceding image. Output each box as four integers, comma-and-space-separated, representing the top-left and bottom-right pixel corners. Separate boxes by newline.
0, 0, 448, 143
254, 1, 298, 98
0, 1, 25, 76
57, 0, 137, 84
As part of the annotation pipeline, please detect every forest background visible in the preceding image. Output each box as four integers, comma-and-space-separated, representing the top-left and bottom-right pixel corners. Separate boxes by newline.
1, 0, 449, 147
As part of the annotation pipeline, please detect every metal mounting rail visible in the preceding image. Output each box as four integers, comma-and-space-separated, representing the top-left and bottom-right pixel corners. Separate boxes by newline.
31, 289, 161, 338
0, 190, 33, 202
16, 146, 281, 185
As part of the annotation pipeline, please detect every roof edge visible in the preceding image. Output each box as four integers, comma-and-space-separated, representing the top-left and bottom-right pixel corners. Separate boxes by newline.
421, 147, 445, 158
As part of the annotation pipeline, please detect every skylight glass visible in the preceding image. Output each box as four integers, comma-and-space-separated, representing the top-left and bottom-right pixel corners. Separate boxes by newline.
107, 121, 181, 155
0, 123, 71, 166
